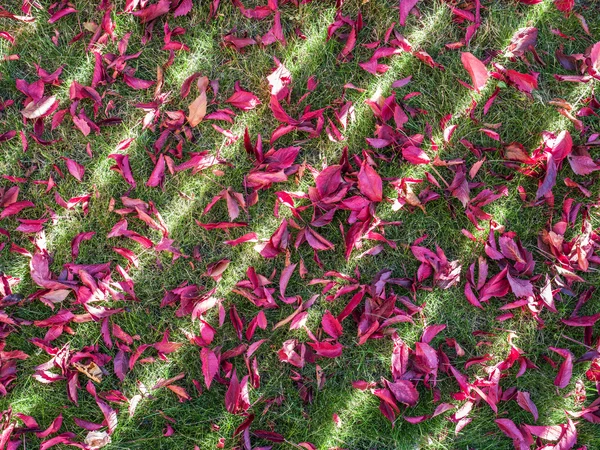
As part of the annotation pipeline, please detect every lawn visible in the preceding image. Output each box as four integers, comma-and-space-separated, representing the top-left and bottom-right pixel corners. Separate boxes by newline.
0, 0, 600, 448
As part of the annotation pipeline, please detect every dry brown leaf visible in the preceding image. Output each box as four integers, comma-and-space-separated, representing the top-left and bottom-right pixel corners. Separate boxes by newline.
73, 361, 104, 383
154, 65, 164, 99
187, 90, 207, 127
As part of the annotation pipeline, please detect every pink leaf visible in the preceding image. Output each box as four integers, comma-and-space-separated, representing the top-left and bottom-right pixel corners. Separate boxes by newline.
35, 414, 63, 438
108, 154, 136, 187
40, 433, 77, 450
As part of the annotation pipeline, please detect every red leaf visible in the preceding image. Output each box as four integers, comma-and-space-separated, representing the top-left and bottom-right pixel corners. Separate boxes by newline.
568, 154, 598, 175
550, 347, 573, 389
414, 342, 438, 375
479, 267, 510, 302
180, 72, 202, 98
558, 418, 577, 449
402, 146, 431, 164
230, 305, 244, 340
524, 424, 563, 440
234, 414, 255, 437
146, 154, 166, 188
307, 341, 343, 358
495, 418, 525, 443
253, 430, 285, 443
40, 433, 77, 450
108, 154, 136, 188
516, 391, 539, 422
421, 324, 446, 344
197, 221, 248, 230
399, 0, 419, 26
548, 130, 572, 162
154, 331, 183, 354
554, 0, 574, 12
561, 313, 600, 327
464, 283, 483, 309
123, 73, 155, 90
132, 0, 171, 23
1, 200, 34, 219
506, 271, 534, 298
338, 27, 357, 61
505, 27, 538, 58
204, 259, 230, 281
278, 340, 305, 368
0, 31, 15, 44
224, 232, 258, 246
62, 157, 85, 182
114, 349, 128, 381
35, 414, 63, 438
536, 154, 557, 200
386, 379, 419, 406
374, 388, 400, 414
304, 227, 334, 251
279, 263, 296, 297
506, 69, 538, 94
461, 52, 489, 92
226, 90, 261, 111
225, 371, 250, 414
200, 347, 219, 389
316, 165, 343, 198
0, 130, 16, 142
174, 0, 193, 16
358, 161, 382, 202
91, 389, 118, 435
321, 311, 343, 339
48, 7, 77, 24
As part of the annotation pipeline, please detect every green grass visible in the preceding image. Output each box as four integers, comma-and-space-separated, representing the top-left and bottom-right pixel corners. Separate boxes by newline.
1, 0, 600, 448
